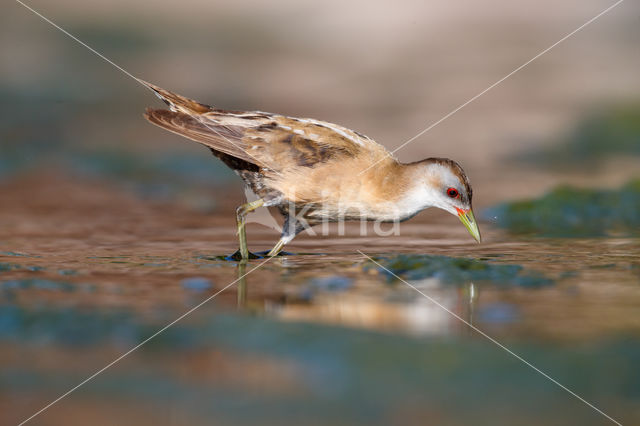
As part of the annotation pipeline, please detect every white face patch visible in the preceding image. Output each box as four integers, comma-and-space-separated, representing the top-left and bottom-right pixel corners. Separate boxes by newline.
423, 163, 467, 214
439, 166, 463, 192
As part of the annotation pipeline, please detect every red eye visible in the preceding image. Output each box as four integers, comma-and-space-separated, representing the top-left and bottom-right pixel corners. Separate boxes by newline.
447, 188, 459, 198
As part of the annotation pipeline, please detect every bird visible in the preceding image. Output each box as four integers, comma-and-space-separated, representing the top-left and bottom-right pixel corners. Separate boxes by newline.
140, 80, 480, 259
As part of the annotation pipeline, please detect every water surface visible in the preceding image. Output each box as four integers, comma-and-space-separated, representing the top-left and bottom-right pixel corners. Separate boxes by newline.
1, 174, 639, 425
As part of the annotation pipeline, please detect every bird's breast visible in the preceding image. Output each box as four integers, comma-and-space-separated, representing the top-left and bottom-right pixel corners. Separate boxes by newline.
268, 159, 426, 222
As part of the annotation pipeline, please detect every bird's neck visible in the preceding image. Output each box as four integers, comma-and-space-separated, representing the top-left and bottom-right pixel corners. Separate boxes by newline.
363, 161, 439, 220
400, 162, 442, 212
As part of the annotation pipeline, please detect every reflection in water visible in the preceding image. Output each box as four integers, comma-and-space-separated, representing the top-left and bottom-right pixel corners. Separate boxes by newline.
1, 239, 639, 339
237, 261, 247, 308
468, 282, 476, 327
1, 176, 639, 424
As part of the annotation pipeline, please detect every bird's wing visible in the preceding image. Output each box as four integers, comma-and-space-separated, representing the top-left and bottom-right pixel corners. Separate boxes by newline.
143, 109, 254, 163
141, 80, 391, 170
239, 114, 381, 169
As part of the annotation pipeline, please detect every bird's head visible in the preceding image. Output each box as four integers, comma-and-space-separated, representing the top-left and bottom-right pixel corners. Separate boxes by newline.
415, 158, 481, 242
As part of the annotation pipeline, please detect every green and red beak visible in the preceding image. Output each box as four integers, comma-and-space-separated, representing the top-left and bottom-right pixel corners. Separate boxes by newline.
456, 207, 481, 243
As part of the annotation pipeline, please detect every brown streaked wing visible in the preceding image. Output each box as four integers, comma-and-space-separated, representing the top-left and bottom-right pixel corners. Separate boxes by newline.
243, 115, 384, 169
144, 108, 259, 165
243, 124, 363, 170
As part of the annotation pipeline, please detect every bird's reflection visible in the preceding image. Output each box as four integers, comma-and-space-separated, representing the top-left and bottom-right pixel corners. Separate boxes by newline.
236, 261, 248, 308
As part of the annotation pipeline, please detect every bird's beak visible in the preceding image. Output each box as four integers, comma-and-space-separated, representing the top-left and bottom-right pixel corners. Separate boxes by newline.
456, 208, 481, 243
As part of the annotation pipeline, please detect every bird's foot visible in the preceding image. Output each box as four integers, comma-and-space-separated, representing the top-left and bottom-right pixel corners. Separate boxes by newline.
226, 249, 262, 261
254, 250, 294, 257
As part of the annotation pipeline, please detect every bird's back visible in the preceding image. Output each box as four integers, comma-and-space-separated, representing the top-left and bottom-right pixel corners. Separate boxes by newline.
141, 80, 397, 207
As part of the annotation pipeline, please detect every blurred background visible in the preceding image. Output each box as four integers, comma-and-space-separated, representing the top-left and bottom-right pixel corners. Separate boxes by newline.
1, 1, 639, 425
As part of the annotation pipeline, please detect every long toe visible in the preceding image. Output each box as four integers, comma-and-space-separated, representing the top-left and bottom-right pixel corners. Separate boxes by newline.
226, 249, 262, 261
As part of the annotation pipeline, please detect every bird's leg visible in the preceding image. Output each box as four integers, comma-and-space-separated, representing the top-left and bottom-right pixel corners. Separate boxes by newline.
236, 199, 264, 260
266, 214, 303, 257
266, 238, 286, 257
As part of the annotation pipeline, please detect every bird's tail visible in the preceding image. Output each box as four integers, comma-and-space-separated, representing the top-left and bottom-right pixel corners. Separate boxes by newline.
137, 78, 212, 115
140, 80, 257, 165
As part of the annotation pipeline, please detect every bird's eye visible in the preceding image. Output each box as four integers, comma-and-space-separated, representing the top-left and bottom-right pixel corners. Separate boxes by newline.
447, 188, 459, 198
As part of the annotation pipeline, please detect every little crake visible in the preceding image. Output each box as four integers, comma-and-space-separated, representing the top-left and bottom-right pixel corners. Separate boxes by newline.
141, 80, 480, 259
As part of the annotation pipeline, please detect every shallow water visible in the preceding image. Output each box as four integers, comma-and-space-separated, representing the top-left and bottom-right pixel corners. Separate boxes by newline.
1, 174, 639, 425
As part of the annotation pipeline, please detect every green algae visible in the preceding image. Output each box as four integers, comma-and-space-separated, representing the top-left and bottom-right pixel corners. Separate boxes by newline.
0, 263, 20, 272
0, 263, 44, 272
485, 180, 640, 237
515, 104, 640, 168
371, 254, 552, 287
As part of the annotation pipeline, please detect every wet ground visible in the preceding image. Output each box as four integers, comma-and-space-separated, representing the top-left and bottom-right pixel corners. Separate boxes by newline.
1, 173, 639, 425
